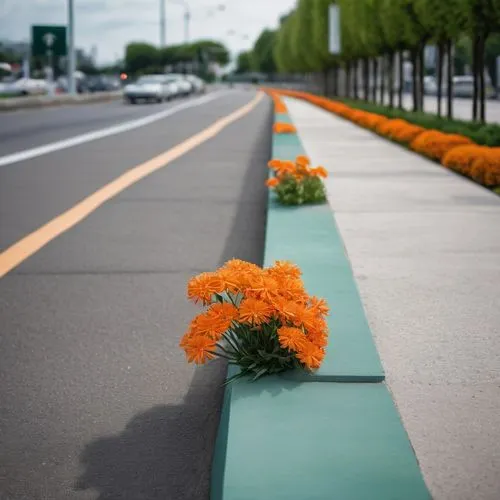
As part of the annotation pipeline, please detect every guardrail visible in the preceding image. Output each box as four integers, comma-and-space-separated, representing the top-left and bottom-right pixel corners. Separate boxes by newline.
0, 91, 123, 112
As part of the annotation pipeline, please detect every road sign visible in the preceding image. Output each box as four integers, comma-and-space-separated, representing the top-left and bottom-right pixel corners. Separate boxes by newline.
328, 5, 341, 55
32, 25, 67, 57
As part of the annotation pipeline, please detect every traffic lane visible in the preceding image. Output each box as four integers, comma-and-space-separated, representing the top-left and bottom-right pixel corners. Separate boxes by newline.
0, 90, 257, 251
0, 97, 272, 499
0, 90, 220, 158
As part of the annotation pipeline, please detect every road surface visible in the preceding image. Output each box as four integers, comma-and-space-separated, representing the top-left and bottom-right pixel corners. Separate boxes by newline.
0, 90, 271, 499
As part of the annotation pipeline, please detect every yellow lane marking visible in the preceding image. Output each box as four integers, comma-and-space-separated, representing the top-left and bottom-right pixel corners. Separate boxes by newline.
0, 91, 264, 278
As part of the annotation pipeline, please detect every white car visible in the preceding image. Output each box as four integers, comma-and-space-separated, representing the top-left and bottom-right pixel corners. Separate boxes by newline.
124, 75, 176, 104
11, 78, 48, 96
185, 75, 206, 94
167, 74, 193, 96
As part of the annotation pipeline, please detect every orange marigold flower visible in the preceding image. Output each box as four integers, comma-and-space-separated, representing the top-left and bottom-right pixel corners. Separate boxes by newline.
292, 304, 318, 331
183, 335, 216, 364
296, 341, 325, 370
190, 312, 230, 340
187, 272, 225, 304
268, 159, 284, 169
266, 177, 280, 188
245, 274, 279, 302
309, 296, 330, 316
224, 259, 261, 274
267, 260, 302, 279
273, 122, 297, 134
239, 297, 273, 325
295, 155, 310, 167
208, 302, 238, 323
272, 297, 300, 323
308, 316, 328, 338
310, 166, 328, 178
308, 330, 328, 349
277, 326, 306, 351
276, 277, 307, 302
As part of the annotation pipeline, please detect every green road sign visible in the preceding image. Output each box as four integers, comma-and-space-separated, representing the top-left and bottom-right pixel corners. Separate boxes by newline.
32, 25, 67, 57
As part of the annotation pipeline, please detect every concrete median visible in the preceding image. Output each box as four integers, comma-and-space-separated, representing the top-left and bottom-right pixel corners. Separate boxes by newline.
0, 90, 123, 112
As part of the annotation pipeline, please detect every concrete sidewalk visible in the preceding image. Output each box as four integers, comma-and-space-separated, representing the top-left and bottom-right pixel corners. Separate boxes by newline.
285, 97, 500, 500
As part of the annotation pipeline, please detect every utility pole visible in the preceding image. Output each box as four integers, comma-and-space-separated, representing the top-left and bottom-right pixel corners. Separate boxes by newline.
184, 9, 190, 43
68, 0, 76, 95
160, 0, 166, 47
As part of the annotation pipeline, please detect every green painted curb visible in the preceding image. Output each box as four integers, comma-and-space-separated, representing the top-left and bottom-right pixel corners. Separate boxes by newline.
264, 125, 384, 382
213, 377, 430, 500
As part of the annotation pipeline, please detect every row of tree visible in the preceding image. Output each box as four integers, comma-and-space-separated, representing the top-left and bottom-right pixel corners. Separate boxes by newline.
240, 0, 500, 123
125, 40, 229, 78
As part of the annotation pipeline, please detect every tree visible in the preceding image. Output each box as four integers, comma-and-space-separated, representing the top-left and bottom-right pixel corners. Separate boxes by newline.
251, 29, 277, 74
292, 0, 320, 73
125, 43, 160, 75
235, 51, 252, 74
414, 0, 465, 118
274, 11, 298, 73
460, 0, 500, 122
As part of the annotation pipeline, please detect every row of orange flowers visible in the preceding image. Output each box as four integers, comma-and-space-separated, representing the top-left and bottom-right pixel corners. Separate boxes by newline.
265, 88, 500, 189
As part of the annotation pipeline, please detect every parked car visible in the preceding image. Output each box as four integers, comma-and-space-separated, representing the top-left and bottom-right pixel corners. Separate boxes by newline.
123, 75, 176, 104
7, 77, 48, 95
185, 74, 206, 94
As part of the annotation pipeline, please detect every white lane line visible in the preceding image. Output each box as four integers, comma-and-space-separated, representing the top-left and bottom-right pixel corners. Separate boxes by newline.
0, 91, 226, 168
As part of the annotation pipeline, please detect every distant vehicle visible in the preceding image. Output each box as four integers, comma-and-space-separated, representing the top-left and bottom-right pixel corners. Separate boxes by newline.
10, 77, 48, 95
185, 74, 206, 94
123, 75, 176, 104
423, 74, 496, 98
453, 75, 496, 98
167, 74, 193, 96
87, 75, 121, 93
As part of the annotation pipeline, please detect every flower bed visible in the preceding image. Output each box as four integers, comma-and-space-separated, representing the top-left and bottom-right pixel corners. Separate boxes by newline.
265, 88, 500, 191
180, 259, 329, 383
266, 155, 328, 205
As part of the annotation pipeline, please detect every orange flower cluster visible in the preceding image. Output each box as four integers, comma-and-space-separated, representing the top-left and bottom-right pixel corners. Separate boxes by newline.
267, 155, 328, 185
410, 131, 474, 160
264, 88, 500, 189
273, 122, 297, 134
442, 146, 500, 186
267, 90, 288, 114
180, 259, 329, 375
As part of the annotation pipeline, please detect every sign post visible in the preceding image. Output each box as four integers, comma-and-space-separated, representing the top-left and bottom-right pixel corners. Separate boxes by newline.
31, 25, 67, 95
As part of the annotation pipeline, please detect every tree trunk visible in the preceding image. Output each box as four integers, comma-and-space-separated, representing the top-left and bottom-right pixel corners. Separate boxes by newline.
411, 49, 418, 111
446, 39, 453, 119
380, 56, 385, 105
472, 33, 479, 121
333, 65, 338, 96
436, 41, 444, 118
479, 33, 487, 123
372, 58, 378, 102
323, 69, 329, 96
398, 51, 404, 109
418, 43, 425, 111
353, 60, 359, 99
388, 52, 395, 108
346, 62, 351, 98
363, 58, 370, 100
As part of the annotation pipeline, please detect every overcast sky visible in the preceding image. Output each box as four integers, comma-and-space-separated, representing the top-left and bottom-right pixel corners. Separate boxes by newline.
0, 0, 296, 64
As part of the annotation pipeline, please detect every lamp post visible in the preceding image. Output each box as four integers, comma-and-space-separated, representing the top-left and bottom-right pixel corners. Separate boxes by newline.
171, 0, 190, 43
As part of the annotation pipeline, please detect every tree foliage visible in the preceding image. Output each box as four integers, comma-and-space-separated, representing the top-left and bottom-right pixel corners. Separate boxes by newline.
251, 29, 277, 73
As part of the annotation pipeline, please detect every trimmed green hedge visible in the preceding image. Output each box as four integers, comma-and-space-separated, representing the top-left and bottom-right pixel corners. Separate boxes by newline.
339, 99, 500, 147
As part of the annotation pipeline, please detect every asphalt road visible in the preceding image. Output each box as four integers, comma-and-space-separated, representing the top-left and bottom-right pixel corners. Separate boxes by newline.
0, 90, 272, 499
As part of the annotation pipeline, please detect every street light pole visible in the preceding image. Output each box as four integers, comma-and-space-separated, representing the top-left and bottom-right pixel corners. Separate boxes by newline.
160, 0, 166, 47
184, 9, 190, 43
68, 0, 76, 95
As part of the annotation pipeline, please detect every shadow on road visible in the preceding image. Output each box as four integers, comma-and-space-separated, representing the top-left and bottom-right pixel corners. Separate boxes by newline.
75, 361, 226, 500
